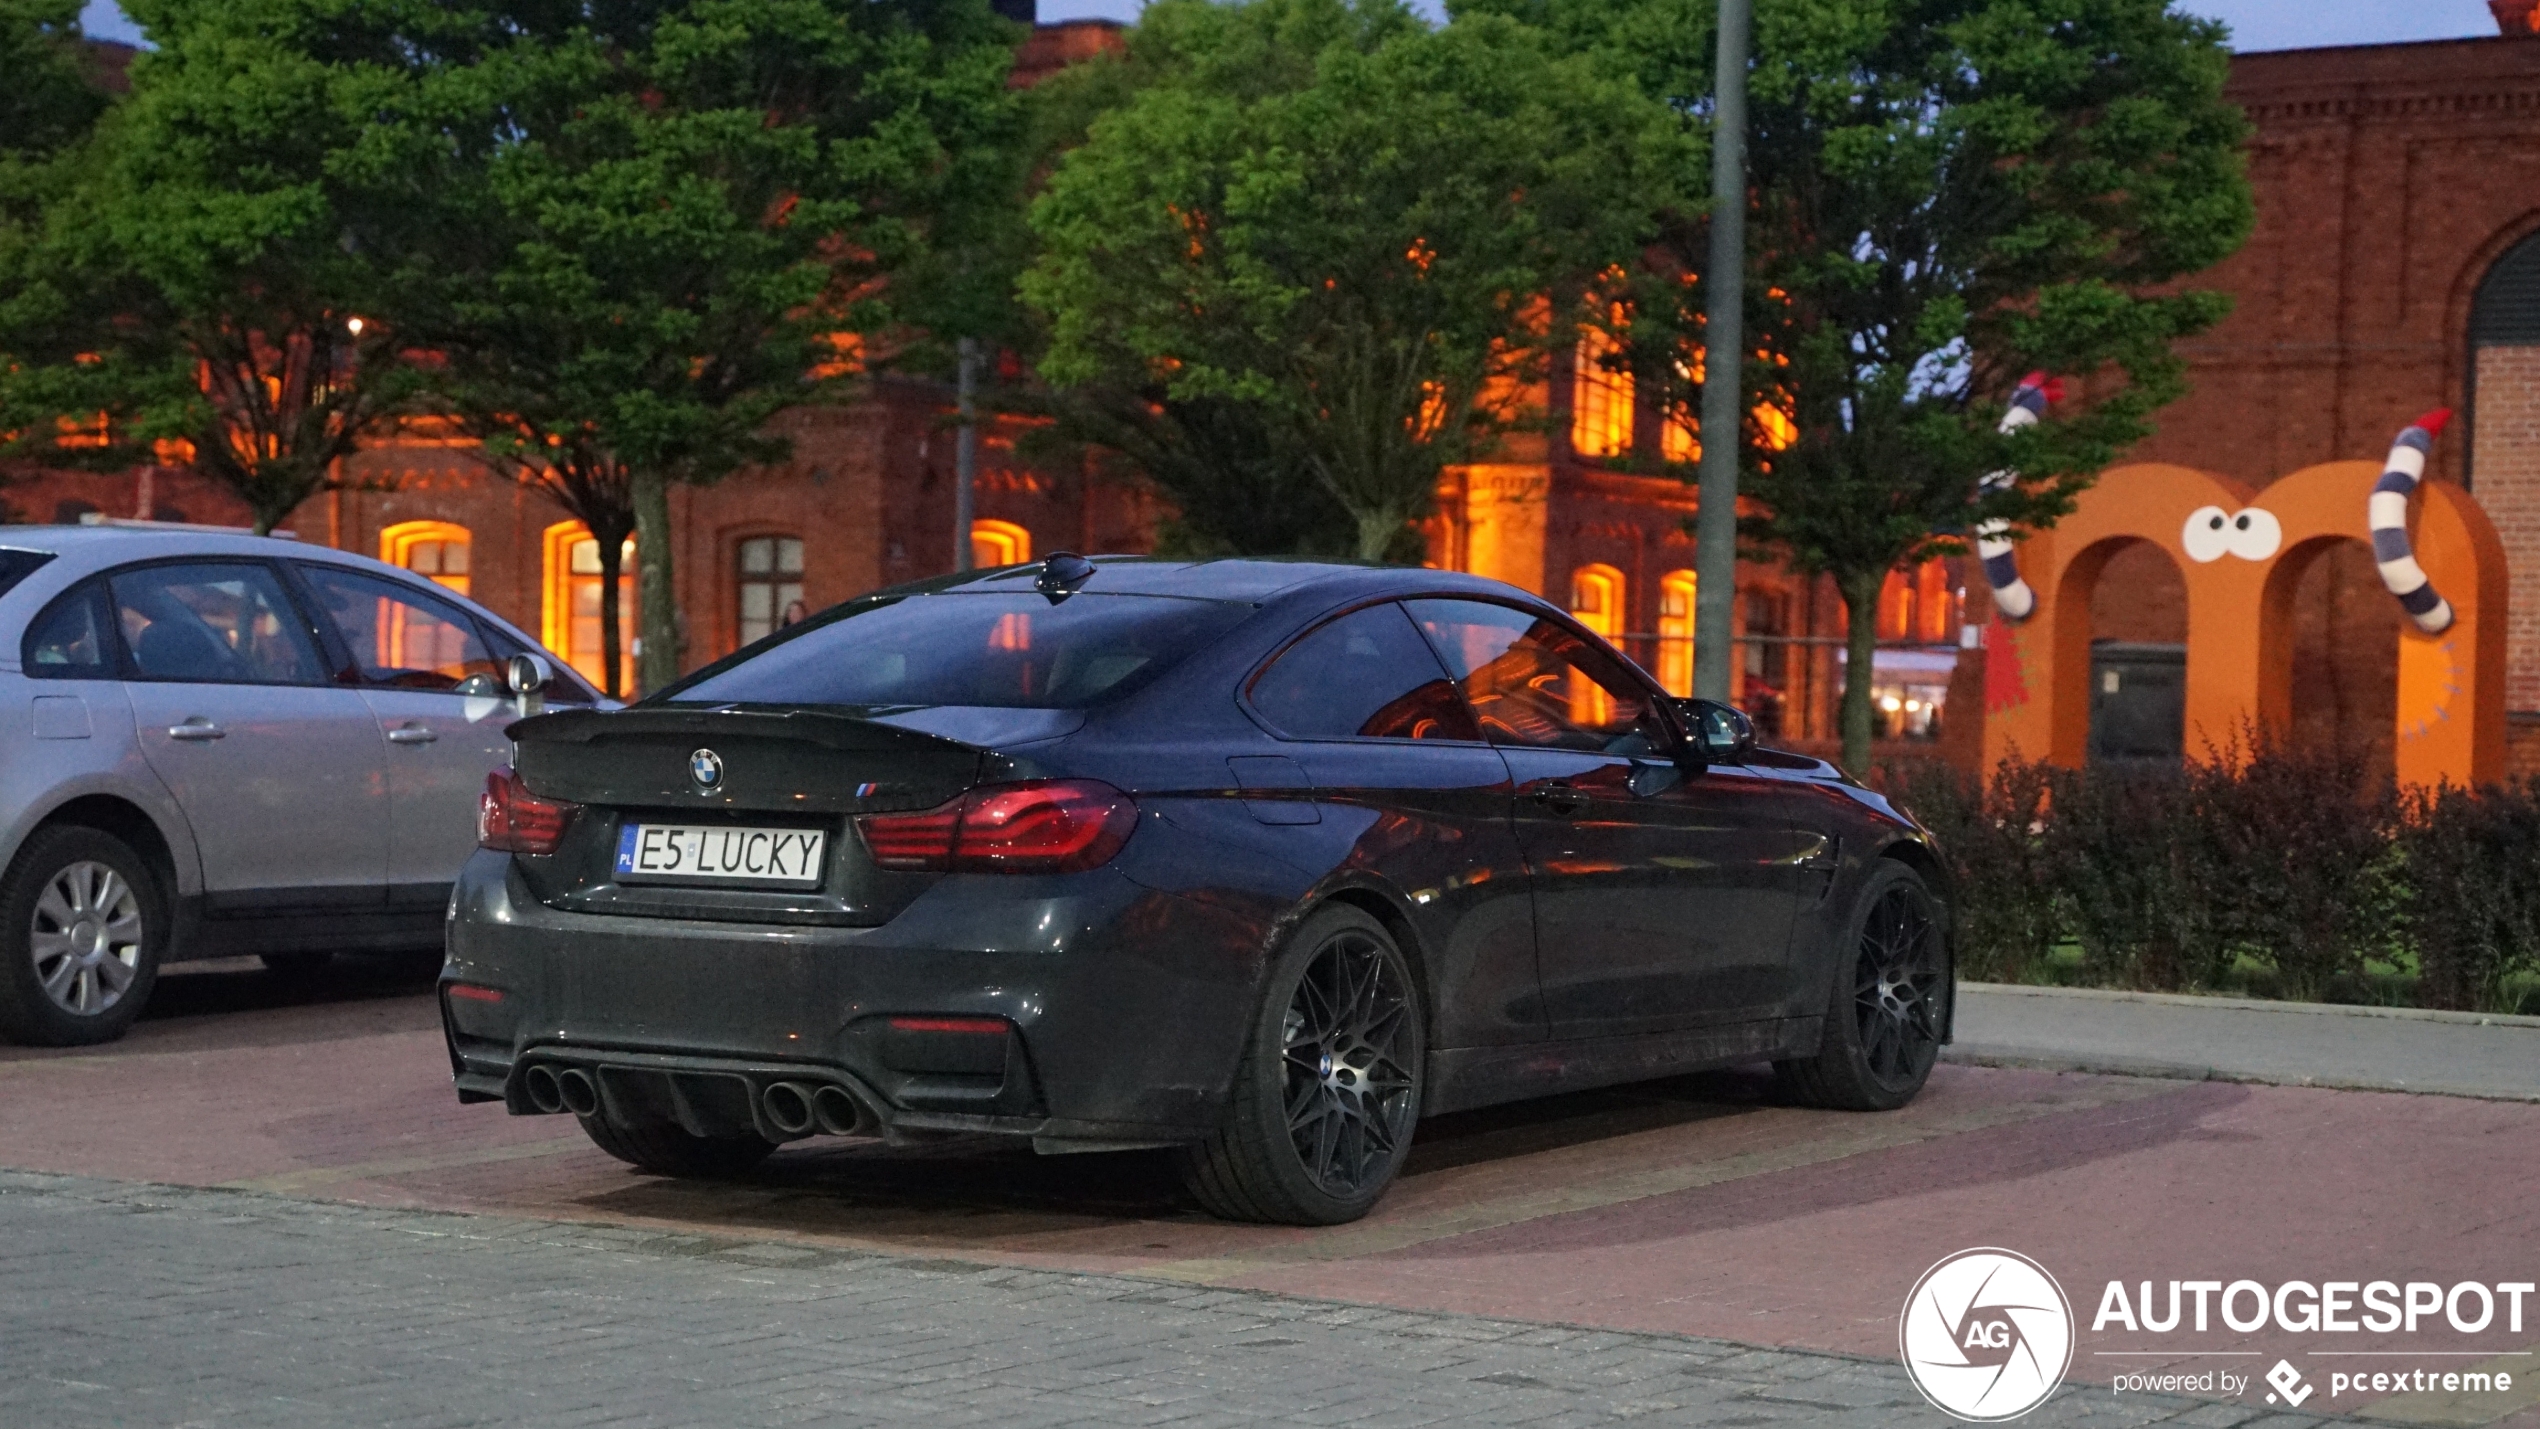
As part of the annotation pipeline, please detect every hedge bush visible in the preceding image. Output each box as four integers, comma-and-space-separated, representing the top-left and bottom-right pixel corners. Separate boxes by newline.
1881, 741, 2540, 1013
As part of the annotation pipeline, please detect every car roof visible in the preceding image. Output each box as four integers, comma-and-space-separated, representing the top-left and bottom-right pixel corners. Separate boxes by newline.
0, 522, 312, 561
916, 556, 1538, 605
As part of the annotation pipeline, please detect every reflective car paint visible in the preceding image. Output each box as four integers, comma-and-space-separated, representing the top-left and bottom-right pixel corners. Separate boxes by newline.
445, 558, 1949, 1148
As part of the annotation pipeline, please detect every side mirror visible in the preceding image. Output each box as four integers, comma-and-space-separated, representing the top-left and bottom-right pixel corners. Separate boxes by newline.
507, 652, 552, 697
1680, 699, 1757, 765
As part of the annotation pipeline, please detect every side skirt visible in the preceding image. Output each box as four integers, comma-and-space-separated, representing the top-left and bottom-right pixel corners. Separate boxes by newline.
1424, 1016, 1819, 1118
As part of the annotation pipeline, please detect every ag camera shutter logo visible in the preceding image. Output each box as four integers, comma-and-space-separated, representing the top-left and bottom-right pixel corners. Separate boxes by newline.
1901, 1248, 2076, 1421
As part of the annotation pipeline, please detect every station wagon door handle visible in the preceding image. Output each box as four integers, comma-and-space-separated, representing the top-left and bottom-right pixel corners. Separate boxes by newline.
386, 724, 439, 744
166, 719, 225, 741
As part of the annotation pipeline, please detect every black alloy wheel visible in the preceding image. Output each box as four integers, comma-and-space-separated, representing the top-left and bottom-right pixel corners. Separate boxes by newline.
1779, 861, 1949, 1111
1181, 904, 1425, 1224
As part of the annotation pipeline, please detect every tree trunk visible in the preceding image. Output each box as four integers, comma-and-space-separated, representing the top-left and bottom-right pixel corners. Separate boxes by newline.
1352, 510, 1394, 562
1838, 569, 1884, 776
592, 519, 630, 700
632, 467, 679, 697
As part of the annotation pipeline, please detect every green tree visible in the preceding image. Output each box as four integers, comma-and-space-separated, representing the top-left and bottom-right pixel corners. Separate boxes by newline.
1023, 0, 1687, 561
1467, 0, 2251, 771
0, 0, 501, 533
417, 0, 1020, 694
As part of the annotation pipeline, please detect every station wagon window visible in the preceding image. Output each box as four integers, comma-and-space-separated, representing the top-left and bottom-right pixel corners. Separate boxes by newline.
1248, 603, 1480, 742
297, 564, 504, 693
1404, 599, 1670, 755
21, 581, 112, 679
662, 593, 1253, 710
110, 563, 326, 686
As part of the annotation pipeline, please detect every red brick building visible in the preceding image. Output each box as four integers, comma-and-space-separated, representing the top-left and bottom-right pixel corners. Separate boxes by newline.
2054, 15, 2540, 776
36, 9, 2537, 777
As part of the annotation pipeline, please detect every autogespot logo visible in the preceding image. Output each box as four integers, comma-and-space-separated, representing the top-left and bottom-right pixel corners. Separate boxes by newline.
1901, 1248, 2078, 1421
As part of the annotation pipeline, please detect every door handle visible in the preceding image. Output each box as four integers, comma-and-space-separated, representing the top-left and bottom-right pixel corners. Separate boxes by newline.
386, 724, 439, 744
1527, 782, 1590, 815
166, 720, 225, 741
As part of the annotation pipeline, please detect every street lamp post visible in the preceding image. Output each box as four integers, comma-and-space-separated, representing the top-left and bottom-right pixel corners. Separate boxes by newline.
1692, 0, 1751, 705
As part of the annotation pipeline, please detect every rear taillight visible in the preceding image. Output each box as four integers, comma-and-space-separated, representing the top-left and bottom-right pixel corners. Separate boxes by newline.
858, 779, 1137, 875
478, 765, 577, 855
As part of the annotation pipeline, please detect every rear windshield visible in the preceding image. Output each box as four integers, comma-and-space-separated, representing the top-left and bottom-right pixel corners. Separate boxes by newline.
659, 593, 1254, 710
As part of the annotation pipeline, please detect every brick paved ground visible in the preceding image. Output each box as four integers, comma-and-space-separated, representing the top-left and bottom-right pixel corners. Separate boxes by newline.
0, 1170, 2314, 1429
6, 961, 2537, 1427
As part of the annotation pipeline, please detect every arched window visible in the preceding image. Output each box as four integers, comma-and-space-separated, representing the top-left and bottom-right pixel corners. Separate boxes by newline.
541, 520, 635, 696
1569, 564, 1626, 725
736, 534, 805, 648
971, 519, 1031, 569
381, 520, 472, 596
2471, 229, 2540, 491
1656, 570, 1697, 697
1571, 326, 1634, 460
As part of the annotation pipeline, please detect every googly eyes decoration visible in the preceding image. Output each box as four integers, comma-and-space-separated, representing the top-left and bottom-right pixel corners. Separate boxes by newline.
2181, 506, 2282, 564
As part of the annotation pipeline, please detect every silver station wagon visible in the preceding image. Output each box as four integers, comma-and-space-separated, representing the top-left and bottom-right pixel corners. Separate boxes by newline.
0, 522, 596, 1045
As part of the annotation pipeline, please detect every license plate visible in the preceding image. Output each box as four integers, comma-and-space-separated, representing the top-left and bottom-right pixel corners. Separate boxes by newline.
613, 824, 828, 887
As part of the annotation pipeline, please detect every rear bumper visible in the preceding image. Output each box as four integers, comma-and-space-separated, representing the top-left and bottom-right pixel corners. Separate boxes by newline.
439, 850, 1273, 1148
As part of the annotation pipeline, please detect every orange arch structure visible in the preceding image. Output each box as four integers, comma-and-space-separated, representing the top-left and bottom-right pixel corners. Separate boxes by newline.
1979, 460, 2507, 789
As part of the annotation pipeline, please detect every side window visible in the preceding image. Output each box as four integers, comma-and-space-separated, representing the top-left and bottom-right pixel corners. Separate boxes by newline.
1404, 598, 1672, 756
1249, 603, 1481, 742
111, 563, 324, 686
22, 581, 114, 680
296, 564, 504, 694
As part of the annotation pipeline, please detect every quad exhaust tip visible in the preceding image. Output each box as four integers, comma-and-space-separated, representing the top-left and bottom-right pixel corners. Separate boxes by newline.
522, 1063, 565, 1115
811, 1085, 867, 1138
555, 1066, 600, 1117
762, 1081, 818, 1138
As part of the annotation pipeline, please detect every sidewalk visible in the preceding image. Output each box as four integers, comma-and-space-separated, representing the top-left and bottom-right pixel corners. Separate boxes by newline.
1949, 983, 2540, 1101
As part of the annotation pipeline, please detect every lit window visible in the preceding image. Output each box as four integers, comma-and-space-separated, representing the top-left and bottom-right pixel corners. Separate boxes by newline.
1569, 564, 1625, 727
971, 520, 1031, 569
736, 535, 806, 648
381, 521, 472, 596
541, 521, 635, 697
1571, 326, 1634, 460
1656, 570, 1696, 697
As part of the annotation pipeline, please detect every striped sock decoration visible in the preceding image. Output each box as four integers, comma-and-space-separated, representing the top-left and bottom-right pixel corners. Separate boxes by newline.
2369, 409, 2456, 635
1973, 372, 2063, 622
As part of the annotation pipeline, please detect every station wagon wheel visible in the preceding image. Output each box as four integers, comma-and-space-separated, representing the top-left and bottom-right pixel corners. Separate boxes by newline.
1778, 861, 1948, 1112
0, 826, 166, 1047
1180, 905, 1425, 1225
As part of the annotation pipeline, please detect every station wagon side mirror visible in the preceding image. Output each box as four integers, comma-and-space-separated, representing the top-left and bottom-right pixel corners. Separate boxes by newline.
1679, 699, 1756, 766
507, 653, 552, 712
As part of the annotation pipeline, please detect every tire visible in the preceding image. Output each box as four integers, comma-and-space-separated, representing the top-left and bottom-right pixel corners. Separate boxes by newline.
1177, 904, 1425, 1225
259, 951, 335, 978
576, 1113, 775, 1179
0, 826, 167, 1047
1778, 860, 1950, 1112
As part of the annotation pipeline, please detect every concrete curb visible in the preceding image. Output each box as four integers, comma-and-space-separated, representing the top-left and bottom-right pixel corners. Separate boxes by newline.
1941, 1046, 2540, 1105
1962, 981, 2540, 1030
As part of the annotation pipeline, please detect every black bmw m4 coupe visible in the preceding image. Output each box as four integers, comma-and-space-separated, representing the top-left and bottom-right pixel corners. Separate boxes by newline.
442, 555, 1953, 1224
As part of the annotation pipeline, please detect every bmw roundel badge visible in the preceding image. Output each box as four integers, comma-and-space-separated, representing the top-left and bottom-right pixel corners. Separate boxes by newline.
689, 748, 724, 791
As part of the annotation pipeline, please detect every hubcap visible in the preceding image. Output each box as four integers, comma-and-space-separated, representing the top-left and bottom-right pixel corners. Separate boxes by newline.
29, 860, 143, 1017
1281, 932, 1417, 1196
1853, 882, 1943, 1087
